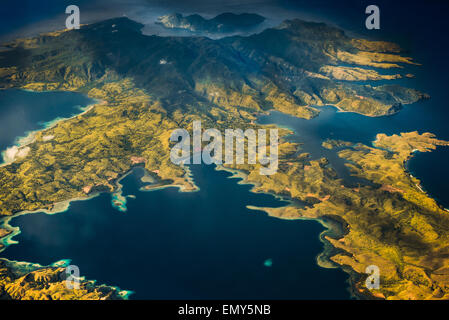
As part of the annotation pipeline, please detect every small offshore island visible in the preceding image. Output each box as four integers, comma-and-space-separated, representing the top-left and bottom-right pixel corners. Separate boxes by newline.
156, 12, 266, 34
0, 15, 448, 300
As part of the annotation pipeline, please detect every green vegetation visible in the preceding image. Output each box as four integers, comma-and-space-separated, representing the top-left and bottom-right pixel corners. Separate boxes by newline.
253, 132, 449, 299
322, 139, 354, 150
0, 17, 443, 300
319, 65, 402, 81
0, 259, 127, 300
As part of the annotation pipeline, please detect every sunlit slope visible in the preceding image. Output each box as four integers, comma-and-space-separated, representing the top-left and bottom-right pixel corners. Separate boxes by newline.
0, 17, 445, 300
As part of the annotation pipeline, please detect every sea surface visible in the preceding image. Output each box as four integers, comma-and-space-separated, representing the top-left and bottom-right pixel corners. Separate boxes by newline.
0, 89, 94, 156
1, 0, 449, 299
290, 0, 449, 209
1, 163, 350, 299
259, 102, 449, 208
0, 88, 354, 299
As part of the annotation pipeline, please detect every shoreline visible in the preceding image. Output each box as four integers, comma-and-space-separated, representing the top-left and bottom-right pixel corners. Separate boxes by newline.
0, 160, 361, 299
404, 147, 449, 212
0, 107, 366, 300
0, 95, 442, 301
0, 162, 201, 251
215, 164, 364, 299
0, 8, 445, 300
245, 202, 362, 299
0, 88, 102, 167
0, 257, 133, 300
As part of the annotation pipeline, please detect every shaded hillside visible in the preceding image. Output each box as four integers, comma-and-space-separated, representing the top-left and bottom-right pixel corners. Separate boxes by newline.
0, 17, 426, 119
0, 17, 446, 300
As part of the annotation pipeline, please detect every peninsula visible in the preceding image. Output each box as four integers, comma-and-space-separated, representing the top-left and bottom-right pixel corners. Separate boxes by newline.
0, 16, 446, 300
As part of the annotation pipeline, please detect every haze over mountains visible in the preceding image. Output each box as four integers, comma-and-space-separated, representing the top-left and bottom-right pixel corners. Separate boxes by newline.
2, 12, 448, 300
156, 12, 265, 34
0, 16, 424, 119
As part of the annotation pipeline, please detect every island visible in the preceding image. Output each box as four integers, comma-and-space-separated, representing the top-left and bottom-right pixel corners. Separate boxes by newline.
156, 12, 265, 34
0, 16, 447, 300
0, 259, 129, 299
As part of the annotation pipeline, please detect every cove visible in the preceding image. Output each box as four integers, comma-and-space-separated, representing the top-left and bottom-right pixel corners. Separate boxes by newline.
1, 165, 351, 299
259, 100, 449, 208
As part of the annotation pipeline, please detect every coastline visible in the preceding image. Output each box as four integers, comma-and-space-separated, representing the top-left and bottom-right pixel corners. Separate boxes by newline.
0, 157, 359, 298
1, 102, 443, 300
404, 147, 449, 212
0, 161, 201, 251
0, 193, 101, 251
0, 257, 133, 300
246, 202, 361, 298
0, 185, 134, 299
0, 4, 446, 300
0, 88, 102, 167
0, 162, 352, 300
215, 164, 363, 299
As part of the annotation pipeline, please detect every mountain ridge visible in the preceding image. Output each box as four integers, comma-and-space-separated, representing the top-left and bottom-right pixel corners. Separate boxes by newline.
0, 16, 447, 300
156, 12, 266, 34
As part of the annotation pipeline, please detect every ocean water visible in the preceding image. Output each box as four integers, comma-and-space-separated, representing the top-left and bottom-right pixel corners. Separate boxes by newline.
259, 101, 449, 208
314, 0, 449, 210
0, 89, 94, 153
1, 165, 351, 299
1, 0, 449, 300
260, 0, 449, 209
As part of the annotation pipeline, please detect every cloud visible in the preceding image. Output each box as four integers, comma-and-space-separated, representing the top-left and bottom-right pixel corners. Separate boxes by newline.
3, 145, 30, 163
0, 0, 323, 41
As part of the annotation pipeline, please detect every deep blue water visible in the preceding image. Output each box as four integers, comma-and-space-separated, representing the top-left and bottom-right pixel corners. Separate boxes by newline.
259, 102, 449, 207
0, 89, 94, 153
0, 0, 93, 40
2, 165, 350, 299
261, 0, 449, 208
1, 0, 449, 300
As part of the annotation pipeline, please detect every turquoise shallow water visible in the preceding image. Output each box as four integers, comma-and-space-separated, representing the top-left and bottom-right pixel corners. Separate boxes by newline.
2, 71, 449, 298
1, 0, 449, 299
